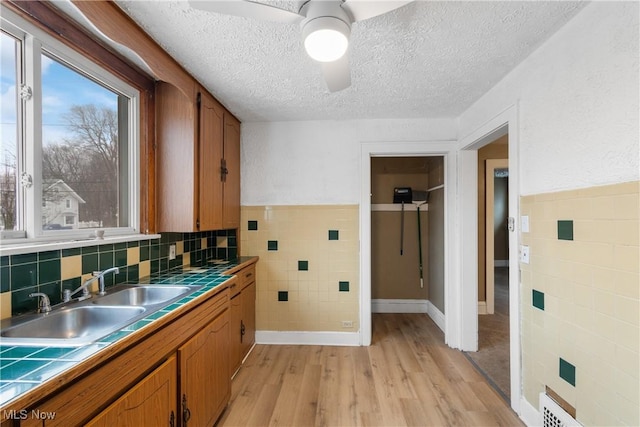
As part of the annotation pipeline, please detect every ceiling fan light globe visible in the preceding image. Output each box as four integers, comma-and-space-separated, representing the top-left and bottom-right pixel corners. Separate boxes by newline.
302, 17, 350, 63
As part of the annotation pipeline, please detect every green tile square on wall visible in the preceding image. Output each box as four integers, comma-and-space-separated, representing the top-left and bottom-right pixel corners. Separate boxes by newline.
298, 260, 308, 271
339, 281, 349, 292
278, 291, 288, 302
38, 260, 60, 284
82, 254, 98, 274
267, 241, 278, 251
559, 358, 576, 386
532, 289, 545, 310
557, 220, 574, 241
248, 220, 258, 231
328, 230, 339, 240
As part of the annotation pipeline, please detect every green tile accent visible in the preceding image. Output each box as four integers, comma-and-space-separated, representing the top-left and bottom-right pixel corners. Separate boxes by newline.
278, 291, 288, 302
114, 242, 127, 250
1, 256, 8, 267
62, 247, 81, 257
328, 230, 339, 240
248, 220, 258, 231
1, 266, 9, 292
38, 260, 60, 284
98, 244, 114, 253
81, 245, 98, 255
62, 277, 81, 292
127, 241, 139, 248
557, 220, 574, 241
268, 240, 278, 251
11, 285, 37, 314
115, 250, 127, 267
82, 253, 98, 274
99, 252, 114, 270
139, 245, 150, 262
339, 281, 349, 292
559, 358, 576, 386
128, 265, 139, 282
11, 263, 37, 290
11, 253, 37, 265
532, 289, 545, 310
38, 250, 60, 261
298, 260, 308, 271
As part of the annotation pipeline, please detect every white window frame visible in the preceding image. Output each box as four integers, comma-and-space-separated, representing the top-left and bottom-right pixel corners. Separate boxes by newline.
0, 6, 140, 245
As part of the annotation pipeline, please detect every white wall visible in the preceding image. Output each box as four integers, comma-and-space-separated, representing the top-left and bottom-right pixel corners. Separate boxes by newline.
458, 1, 639, 196
241, 119, 457, 205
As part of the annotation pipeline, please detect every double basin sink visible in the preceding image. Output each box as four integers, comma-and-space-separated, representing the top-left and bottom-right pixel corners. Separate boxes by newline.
0, 284, 203, 347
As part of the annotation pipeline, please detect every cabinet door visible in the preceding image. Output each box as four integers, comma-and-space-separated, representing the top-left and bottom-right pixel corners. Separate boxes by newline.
241, 281, 256, 357
178, 310, 230, 427
86, 357, 177, 427
230, 293, 242, 377
198, 90, 224, 231
222, 114, 241, 229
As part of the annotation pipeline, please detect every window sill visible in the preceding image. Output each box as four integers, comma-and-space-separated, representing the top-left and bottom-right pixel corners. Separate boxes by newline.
0, 234, 162, 257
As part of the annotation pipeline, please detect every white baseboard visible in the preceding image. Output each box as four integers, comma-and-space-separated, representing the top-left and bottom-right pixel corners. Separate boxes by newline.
256, 331, 360, 346
372, 299, 429, 313
426, 301, 445, 332
478, 301, 488, 315
519, 396, 541, 427
495, 259, 509, 267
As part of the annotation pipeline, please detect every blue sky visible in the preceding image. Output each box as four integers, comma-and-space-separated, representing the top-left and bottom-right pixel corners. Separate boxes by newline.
1, 30, 117, 166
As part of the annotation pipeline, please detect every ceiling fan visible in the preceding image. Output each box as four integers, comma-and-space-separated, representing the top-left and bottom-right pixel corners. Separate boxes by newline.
188, 0, 414, 92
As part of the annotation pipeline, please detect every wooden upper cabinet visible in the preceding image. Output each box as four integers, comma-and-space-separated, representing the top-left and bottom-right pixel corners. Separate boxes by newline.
156, 81, 198, 232
155, 81, 240, 232
199, 90, 224, 231
223, 114, 241, 229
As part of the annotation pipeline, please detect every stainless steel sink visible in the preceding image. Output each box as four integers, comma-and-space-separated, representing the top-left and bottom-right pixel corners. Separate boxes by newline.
0, 284, 203, 347
0, 305, 146, 347
93, 285, 194, 307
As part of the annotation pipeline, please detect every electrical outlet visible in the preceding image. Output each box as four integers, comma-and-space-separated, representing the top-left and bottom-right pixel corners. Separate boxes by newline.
341, 320, 353, 328
521, 215, 530, 233
520, 245, 530, 264
169, 244, 176, 260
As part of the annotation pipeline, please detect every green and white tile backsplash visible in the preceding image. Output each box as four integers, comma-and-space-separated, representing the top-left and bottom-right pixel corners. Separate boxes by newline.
0, 230, 237, 317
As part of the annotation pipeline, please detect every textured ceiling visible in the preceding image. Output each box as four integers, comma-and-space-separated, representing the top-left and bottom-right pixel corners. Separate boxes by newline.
109, 0, 587, 122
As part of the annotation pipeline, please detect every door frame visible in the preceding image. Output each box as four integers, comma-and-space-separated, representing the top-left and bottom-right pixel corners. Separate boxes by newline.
359, 141, 458, 347
458, 104, 521, 413
485, 158, 509, 315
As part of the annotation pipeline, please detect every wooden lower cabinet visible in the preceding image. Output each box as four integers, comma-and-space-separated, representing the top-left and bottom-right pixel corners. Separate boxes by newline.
17, 288, 232, 427
229, 264, 256, 378
178, 309, 230, 427
86, 357, 177, 427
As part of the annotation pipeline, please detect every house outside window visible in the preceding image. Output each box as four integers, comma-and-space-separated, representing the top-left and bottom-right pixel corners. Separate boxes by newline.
0, 6, 140, 240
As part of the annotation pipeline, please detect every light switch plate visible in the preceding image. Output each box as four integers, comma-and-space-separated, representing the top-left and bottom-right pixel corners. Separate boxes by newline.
520, 245, 530, 264
169, 244, 176, 260
521, 215, 530, 233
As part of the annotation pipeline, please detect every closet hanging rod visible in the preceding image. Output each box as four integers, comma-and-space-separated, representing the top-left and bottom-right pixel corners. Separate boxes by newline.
426, 184, 445, 193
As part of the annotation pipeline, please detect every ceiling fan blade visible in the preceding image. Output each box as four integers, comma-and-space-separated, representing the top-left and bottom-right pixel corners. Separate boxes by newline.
342, 0, 413, 22
189, 1, 303, 24
321, 55, 351, 92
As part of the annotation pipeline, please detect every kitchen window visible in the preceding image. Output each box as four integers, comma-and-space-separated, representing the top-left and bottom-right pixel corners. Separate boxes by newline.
0, 7, 140, 242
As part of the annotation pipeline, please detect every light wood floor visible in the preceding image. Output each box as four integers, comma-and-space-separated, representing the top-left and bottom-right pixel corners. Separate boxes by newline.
217, 313, 524, 427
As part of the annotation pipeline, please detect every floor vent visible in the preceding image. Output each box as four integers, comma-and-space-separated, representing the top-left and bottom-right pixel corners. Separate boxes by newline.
539, 392, 582, 427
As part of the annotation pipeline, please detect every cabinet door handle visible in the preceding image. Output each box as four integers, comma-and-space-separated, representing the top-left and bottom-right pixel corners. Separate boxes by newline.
182, 394, 191, 426
245, 272, 252, 278
170, 410, 175, 427
241, 320, 245, 343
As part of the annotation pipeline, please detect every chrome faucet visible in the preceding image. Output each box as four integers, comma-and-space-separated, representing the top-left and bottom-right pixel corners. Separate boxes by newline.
65, 267, 120, 302
29, 292, 52, 313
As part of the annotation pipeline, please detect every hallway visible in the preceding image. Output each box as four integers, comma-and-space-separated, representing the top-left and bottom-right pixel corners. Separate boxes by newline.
218, 313, 522, 426
465, 267, 511, 400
